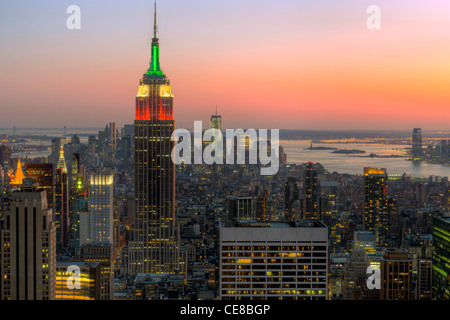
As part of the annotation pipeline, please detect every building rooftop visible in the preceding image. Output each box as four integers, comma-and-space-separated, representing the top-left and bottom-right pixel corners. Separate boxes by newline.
222, 220, 327, 229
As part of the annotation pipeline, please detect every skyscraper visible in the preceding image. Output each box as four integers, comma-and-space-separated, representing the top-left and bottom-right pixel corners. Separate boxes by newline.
320, 181, 341, 253
412, 128, 423, 159
49, 138, 61, 167
304, 162, 319, 220
0, 187, 56, 300
284, 177, 300, 222
25, 163, 54, 210
363, 167, 388, 248
81, 173, 114, 245
210, 106, 222, 131
380, 248, 413, 300
227, 196, 254, 221
432, 216, 450, 300
220, 220, 328, 300
0, 145, 12, 169
55, 147, 69, 251
10, 159, 25, 186
129, 3, 179, 275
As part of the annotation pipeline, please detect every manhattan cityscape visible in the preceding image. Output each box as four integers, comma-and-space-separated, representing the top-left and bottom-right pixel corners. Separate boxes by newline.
1, 0, 450, 305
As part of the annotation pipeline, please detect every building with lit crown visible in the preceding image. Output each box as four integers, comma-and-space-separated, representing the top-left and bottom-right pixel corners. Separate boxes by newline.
129, 3, 180, 275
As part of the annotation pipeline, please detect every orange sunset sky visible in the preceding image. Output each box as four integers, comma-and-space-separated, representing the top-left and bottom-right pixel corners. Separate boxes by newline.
1, 0, 450, 130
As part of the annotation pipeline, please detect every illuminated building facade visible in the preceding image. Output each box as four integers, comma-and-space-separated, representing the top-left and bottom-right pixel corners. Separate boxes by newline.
0, 187, 56, 300
320, 181, 341, 253
56, 261, 109, 300
380, 248, 412, 300
72, 175, 89, 257
25, 163, 54, 210
432, 216, 450, 300
363, 167, 388, 248
87, 173, 114, 245
10, 159, 24, 186
79, 244, 114, 300
284, 177, 300, 222
220, 220, 328, 300
352, 231, 381, 267
55, 149, 69, 251
129, 4, 179, 275
303, 162, 319, 220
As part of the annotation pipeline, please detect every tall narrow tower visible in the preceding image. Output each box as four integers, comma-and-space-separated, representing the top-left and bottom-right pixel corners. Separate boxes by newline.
129, 2, 179, 275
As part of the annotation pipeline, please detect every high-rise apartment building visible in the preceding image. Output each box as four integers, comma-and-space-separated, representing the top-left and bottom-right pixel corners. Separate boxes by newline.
128, 4, 179, 275
0, 187, 56, 300
219, 220, 328, 300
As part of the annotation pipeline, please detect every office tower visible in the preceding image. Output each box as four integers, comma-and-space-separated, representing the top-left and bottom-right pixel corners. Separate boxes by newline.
303, 162, 319, 220
72, 175, 89, 257
412, 128, 423, 159
129, 4, 179, 275
25, 163, 54, 210
320, 181, 341, 253
220, 220, 328, 300
49, 138, 61, 166
55, 148, 69, 251
284, 177, 300, 222
210, 106, 222, 131
255, 190, 269, 221
417, 258, 432, 300
342, 250, 370, 300
227, 196, 254, 221
0, 187, 56, 300
380, 248, 413, 300
81, 173, 114, 245
432, 216, 450, 300
353, 231, 381, 267
57, 147, 67, 174
363, 167, 388, 248
79, 244, 114, 300
55, 261, 110, 300
0, 145, 12, 169
71, 153, 80, 186
10, 159, 25, 186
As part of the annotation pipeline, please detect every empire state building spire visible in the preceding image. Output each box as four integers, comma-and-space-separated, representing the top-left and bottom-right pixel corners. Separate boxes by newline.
147, 0, 164, 77
153, 0, 158, 40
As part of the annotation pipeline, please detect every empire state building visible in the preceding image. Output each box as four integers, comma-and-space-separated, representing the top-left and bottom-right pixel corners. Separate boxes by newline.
129, 3, 179, 275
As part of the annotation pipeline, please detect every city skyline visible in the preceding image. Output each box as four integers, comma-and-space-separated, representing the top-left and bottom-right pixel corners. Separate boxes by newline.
1, 0, 450, 130
1, 1, 450, 303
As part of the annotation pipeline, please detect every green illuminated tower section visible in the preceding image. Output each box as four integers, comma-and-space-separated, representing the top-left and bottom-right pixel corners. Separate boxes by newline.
432, 216, 450, 300
129, 2, 180, 275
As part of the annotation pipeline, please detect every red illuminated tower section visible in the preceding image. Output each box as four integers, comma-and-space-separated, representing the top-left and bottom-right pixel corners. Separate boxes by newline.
129, 2, 179, 275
